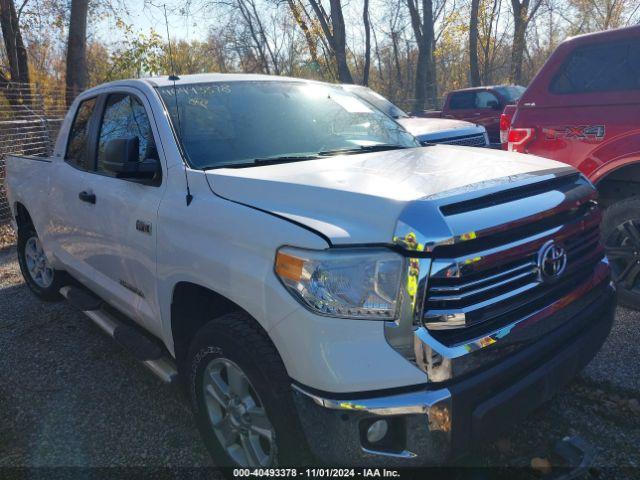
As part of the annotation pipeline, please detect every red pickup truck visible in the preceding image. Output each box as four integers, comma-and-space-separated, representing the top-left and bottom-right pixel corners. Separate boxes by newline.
423, 85, 525, 146
501, 25, 640, 309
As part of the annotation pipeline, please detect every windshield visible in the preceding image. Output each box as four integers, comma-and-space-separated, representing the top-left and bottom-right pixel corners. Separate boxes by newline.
495, 85, 526, 103
344, 85, 409, 119
157, 81, 418, 169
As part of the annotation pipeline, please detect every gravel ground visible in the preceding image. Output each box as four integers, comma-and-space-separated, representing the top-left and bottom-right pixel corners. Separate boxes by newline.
0, 235, 639, 477
583, 307, 640, 392
0, 243, 211, 468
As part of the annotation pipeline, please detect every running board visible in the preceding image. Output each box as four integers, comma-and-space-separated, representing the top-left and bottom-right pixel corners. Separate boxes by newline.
60, 286, 178, 384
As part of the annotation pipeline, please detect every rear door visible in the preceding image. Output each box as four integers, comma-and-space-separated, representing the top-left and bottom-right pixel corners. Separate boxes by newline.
473, 90, 502, 144
444, 91, 476, 121
47, 95, 101, 275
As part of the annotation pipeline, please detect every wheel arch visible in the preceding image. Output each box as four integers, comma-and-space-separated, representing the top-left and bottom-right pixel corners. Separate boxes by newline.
594, 161, 640, 208
14, 202, 33, 229
170, 281, 274, 368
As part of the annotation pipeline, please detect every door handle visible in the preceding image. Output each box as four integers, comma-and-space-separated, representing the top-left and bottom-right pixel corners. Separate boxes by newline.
78, 191, 96, 204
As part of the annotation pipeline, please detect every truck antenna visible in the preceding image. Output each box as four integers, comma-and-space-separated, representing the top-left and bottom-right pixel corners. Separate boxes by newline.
163, 4, 193, 206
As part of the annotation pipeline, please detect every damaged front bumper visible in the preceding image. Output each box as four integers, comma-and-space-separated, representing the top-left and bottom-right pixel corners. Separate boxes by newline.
292, 280, 616, 466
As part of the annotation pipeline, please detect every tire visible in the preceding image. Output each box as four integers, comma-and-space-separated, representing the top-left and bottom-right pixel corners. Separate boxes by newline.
602, 197, 640, 310
187, 311, 311, 467
17, 225, 67, 301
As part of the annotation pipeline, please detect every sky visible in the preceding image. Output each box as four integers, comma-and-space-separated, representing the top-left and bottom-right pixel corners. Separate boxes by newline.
95, 0, 211, 43
93, 0, 370, 46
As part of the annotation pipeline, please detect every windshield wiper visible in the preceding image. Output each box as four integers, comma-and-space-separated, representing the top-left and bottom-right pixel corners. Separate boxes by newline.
251, 154, 321, 165
203, 145, 410, 169
210, 155, 321, 169
318, 144, 410, 156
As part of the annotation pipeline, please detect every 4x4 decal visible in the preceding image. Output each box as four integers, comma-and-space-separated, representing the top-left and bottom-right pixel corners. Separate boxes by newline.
544, 125, 605, 141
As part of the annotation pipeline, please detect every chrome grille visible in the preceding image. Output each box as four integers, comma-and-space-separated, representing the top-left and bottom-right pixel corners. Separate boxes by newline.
423, 133, 487, 147
422, 176, 603, 344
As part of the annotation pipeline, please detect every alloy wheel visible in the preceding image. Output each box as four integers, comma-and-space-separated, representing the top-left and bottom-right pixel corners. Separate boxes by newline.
202, 358, 276, 467
605, 219, 640, 292
24, 236, 54, 289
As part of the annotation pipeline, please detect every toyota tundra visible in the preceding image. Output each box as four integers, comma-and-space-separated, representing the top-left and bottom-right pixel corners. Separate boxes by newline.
5, 74, 615, 467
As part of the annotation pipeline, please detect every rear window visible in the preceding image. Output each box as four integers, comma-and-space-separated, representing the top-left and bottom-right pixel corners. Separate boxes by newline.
449, 92, 475, 109
550, 39, 640, 94
475, 91, 500, 108
494, 86, 525, 103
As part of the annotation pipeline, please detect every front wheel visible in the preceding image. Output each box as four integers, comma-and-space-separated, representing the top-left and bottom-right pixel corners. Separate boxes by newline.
187, 312, 311, 467
602, 197, 640, 310
17, 226, 66, 301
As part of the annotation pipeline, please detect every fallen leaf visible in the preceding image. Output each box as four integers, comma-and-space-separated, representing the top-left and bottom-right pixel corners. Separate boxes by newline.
531, 457, 553, 475
0, 224, 16, 248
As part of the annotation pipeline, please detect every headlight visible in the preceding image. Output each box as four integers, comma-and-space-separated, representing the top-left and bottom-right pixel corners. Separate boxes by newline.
275, 247, 404, 320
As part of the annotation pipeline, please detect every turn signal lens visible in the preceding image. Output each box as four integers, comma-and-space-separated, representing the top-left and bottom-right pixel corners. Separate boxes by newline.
275, 252, 304, 282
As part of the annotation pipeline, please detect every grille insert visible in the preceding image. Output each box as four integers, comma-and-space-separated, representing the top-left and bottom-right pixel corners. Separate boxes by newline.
423, 215, 603, 344
423, 133, 487, 147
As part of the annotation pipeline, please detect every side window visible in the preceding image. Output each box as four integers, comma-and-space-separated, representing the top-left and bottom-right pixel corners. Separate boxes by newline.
65, 97, 97, 169
550, 40, 640, 94
449, 92, 475, 109
475, 91, 500, 108
97, 93, 157, 175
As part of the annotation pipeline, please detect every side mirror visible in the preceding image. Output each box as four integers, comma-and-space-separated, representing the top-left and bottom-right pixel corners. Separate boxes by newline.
102, 137, 159, 180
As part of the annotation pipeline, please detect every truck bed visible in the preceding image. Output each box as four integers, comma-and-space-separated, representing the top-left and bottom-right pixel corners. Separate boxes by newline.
4, 154, 53, 230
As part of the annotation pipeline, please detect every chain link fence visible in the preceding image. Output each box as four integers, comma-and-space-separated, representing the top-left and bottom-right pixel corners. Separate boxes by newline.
0, 83, 67, 224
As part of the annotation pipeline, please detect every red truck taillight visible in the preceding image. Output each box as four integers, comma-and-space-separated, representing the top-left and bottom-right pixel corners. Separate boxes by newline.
499, 113, 511, 147
507, 128, 534, 153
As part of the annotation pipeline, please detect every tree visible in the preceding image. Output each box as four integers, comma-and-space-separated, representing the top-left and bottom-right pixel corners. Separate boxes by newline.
469, 0, 481, 86
0, 0, 30, 85
233, 0, 281, 74
510, 0, 543, 84
286, 0, 321, 69
559, 0, 640, 34
307, 0, 353, 83
477, 0, 509, 85
66, 0, 88, 106
362, 0, 371, 85
406, 0, 437, 112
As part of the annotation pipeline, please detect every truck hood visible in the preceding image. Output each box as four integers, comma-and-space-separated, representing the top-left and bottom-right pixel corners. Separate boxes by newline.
205, 145, 573, 245
396, 117, 477, 136
396, 117, 486, 144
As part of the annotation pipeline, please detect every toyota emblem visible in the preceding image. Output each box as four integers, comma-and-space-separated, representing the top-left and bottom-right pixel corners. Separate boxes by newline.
538, 240, 567, 281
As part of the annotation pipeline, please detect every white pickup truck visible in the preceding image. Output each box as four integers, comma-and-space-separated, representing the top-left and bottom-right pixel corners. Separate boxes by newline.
6, 74, 615, 467
341, 84, 490, 147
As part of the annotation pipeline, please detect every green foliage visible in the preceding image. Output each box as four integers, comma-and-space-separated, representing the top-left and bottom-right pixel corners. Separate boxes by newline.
103, 21, 165, 80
